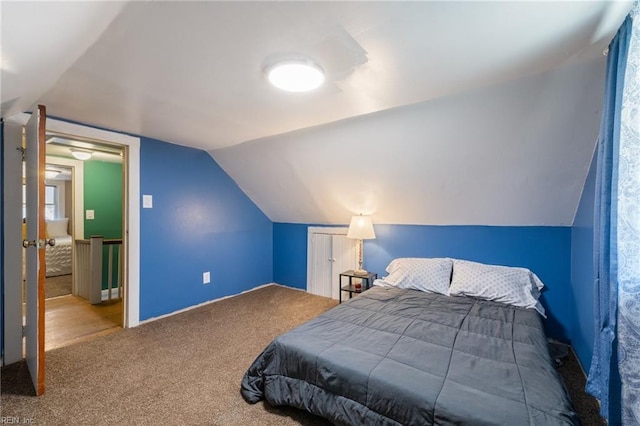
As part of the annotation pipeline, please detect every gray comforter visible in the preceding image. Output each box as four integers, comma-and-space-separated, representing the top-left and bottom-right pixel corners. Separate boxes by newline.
241, 286, 578, 425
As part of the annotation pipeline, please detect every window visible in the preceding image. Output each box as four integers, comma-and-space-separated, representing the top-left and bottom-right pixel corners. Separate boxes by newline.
22, 184, 58, 220
45, 185, 56, 220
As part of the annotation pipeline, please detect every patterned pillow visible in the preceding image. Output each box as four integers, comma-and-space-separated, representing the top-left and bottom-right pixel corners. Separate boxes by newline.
449, 259, 545, 316
377, 258, 453, 295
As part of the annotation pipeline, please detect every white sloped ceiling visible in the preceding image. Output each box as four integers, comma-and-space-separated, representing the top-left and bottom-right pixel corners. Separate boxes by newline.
2, 1, 632, 226
210, 58, 604, 226
0, 1, 127, 117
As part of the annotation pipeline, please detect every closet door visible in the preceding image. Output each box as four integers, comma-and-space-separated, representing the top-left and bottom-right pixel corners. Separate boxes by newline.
331, 235, 357, 300
309, 233, 332, 298
307, 228, 359, 300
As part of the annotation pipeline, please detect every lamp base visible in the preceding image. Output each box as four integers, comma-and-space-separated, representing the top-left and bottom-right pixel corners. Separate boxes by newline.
353, 269, 368, 275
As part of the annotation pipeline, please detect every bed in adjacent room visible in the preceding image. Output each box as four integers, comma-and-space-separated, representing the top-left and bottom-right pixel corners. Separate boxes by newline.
45, 218, 72, 277
241, 258, 578, 425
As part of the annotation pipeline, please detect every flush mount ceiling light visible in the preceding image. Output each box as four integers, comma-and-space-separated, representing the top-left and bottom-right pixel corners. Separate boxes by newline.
45, 168, 61, 180
70, 148, 92, 161
265, 58, 325, 92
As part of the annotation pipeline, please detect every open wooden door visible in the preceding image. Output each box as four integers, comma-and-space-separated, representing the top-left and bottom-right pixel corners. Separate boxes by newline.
23, 105, 47, 395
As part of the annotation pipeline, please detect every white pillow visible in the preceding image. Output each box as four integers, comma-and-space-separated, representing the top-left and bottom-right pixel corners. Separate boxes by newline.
377, 257, 453, 295
46, 218, 69, 238
449, 259, 545, 316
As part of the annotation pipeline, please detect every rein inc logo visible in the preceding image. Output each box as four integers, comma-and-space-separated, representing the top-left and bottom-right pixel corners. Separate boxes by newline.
1, 418, 34, 424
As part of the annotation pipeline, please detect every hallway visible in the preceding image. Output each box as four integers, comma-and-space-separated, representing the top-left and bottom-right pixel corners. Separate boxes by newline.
45, 295, 121, 351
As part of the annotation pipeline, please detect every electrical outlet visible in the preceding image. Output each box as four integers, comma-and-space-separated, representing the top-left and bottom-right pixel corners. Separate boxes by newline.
203, 272, 210, 284
86, 210, 95, 220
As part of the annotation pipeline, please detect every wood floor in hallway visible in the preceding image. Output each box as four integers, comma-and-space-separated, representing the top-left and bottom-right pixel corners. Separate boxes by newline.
45, 295, 122, 351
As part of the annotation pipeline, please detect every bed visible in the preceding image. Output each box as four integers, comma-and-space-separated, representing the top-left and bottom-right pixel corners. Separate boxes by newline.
241, 258, 578, 425
46, 234, 72, 277
45, 218, 72, 277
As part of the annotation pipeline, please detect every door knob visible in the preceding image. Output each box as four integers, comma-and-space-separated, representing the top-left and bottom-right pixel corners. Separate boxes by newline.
22, 238, 55, 248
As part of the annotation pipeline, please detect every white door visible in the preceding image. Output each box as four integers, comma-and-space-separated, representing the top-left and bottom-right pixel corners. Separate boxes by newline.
24, 105, 47, 395
331, 235, 357, 300
3, 123, 24, 365
309, 233, 332, 297
307, 228, 358, 300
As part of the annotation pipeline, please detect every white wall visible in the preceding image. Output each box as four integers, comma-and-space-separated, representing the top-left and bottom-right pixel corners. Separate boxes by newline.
211, 58, 605, 226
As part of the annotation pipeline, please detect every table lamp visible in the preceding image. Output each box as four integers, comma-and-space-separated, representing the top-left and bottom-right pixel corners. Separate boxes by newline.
346, 214, 376, 275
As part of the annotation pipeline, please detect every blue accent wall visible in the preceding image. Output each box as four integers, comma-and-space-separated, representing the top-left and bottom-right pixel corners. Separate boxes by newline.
273, 223, 573, 341
273, 223, 308, 290
570, 150, 597, 371
139, 137, 272, 320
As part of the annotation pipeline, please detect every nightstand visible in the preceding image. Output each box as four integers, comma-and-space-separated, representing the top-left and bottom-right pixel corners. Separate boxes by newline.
339, 270, 378, 303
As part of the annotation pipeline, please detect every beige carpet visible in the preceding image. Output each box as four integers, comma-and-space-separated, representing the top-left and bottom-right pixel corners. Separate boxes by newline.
2, 285, 335, 425
2, 284, 602, 425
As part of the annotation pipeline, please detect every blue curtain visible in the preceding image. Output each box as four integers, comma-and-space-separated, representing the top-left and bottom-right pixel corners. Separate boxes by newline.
586, 14, 632, 422
616, 3, 640, 423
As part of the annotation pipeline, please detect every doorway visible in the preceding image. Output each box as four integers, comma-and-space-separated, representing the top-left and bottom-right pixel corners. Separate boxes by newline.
43, 136, 125, 351
3, 113, 141, 370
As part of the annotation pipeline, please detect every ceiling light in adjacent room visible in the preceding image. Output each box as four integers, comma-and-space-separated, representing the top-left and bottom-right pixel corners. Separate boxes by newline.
265, 58, 325, 92
45, 168, 61, 180
70, 149, 92, 161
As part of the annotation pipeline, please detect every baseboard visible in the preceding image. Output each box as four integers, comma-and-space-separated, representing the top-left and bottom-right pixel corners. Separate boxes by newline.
101, 288, 123, 301
138, 282, 277, 326
271, 282, 307, 292
549, 340, 589, 380
568, 345, 588, 379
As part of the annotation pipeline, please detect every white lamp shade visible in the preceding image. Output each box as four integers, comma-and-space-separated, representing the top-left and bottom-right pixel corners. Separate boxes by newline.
346, 215, 376, 240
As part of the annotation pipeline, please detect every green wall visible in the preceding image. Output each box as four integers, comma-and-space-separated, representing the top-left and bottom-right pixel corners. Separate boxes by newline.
83, 160, 123, 290
84, 160, 123, 239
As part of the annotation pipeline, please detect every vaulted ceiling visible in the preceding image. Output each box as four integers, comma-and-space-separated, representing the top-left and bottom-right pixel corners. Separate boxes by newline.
1, 1, 633, 226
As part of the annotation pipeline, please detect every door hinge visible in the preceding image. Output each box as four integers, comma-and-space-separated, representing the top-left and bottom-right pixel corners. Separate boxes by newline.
22, 325, 26, 337
17, 147, 26, 162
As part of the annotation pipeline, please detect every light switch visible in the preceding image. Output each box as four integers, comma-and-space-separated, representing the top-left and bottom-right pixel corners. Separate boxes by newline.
86, 210, 95, 220
143, 194, 153, 208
